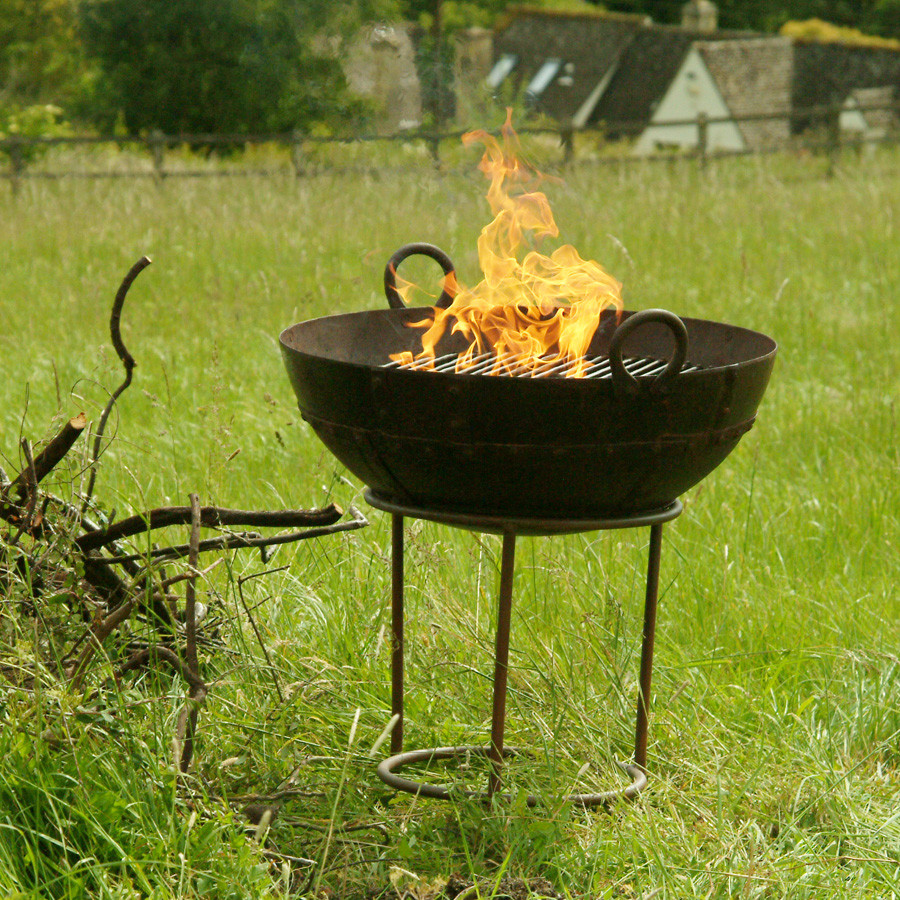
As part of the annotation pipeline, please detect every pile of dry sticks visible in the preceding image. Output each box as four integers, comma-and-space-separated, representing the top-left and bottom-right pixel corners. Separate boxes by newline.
0, 257, 367, 775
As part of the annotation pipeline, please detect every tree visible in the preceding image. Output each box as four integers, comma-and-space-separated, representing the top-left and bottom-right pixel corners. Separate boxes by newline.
865, 0, 900, 37
592, 0, 887, 32
0, 0, 89, 109
78, 0, 388, 135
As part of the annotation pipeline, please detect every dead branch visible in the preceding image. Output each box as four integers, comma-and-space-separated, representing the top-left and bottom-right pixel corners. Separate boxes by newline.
4, 414, 87, 508
80, 555, 135, 605
161, 558, 223, 590
178, 493, 203, 773
1, 257, 372, 806
87, 645, 207, 701
259, 849, 316, 869
69, 595, 138, 690
183, 494, 201, 676
83, 257, 151, 510
9, 440, 37, 545
75, 503, 343, 552
86, 506, 368, 565
118, 645, 201, 688
237, 571, 284, 703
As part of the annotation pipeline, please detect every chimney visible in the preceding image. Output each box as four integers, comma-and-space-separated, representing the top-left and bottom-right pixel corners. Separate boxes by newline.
682, 0, 718, 32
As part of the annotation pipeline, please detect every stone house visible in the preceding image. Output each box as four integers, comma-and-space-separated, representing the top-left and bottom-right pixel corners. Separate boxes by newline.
488, 3, 900, 152
338, 3, 900, 146
489, 7, 649, 124
635, 37, 793, 154
791, 40, 900, 134
839, 86, 898, 138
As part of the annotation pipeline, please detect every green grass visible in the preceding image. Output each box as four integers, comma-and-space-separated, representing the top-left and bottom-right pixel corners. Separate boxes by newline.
1, 143, 899, 898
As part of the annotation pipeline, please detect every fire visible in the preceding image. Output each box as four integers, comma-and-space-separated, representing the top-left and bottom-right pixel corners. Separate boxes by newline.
392, 110, 623, 377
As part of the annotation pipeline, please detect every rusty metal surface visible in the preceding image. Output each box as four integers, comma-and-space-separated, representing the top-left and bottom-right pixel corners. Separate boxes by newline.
376, 501, 680, 807
375, 746, 648, 807
366, 490, 682, 535
634, 521, 664, 771
280, 305, 775, 517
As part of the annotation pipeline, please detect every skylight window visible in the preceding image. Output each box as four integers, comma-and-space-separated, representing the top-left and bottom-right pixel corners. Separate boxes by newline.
526, 59, 563, 100
486, 54, 518, 90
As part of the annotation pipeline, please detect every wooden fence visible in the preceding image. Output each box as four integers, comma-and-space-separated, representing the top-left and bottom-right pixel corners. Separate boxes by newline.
1, 102, 898, 187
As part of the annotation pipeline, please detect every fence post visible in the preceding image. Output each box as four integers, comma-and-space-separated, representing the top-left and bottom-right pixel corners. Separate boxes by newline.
290, 130, 304, 178
561, 122, 575, 166
696, 112, 708, 168
826, 107, 841, 178
427, 132, 441, 166
149, 129, 166, 180
7, 136, 25, 195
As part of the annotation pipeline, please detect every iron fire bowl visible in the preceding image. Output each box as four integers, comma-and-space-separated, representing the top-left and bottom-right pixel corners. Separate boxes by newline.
279, 247, 776, 518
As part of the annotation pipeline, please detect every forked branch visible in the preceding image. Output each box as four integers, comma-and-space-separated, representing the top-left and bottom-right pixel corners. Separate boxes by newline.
83, 256, 151, 510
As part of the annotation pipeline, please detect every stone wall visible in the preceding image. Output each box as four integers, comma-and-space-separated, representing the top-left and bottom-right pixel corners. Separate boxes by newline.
343, 24, 422, 132
792, 41, 900, 131
698, 37, 793, 150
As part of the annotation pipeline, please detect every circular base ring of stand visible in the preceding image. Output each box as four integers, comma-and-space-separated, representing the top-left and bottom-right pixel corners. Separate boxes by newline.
377, 745, 647, 807
365, 489, 682, 807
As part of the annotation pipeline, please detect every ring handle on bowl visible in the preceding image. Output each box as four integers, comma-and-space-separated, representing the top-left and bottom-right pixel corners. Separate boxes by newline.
609, 308, 689, 395
384, 243, 456, 310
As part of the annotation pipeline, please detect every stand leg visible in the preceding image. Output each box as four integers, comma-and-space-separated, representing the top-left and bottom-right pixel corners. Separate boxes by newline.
633, 521, 664, 771
488, 532, 516, 798
391, 513, 404, 754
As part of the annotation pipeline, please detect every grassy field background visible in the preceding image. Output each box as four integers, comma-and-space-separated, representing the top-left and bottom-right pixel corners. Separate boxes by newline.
0, 144, 898, 898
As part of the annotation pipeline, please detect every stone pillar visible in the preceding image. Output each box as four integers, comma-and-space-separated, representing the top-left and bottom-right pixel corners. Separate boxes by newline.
454, 27, 494, 124
344, 24, 423, 133
682, 0, 718, 32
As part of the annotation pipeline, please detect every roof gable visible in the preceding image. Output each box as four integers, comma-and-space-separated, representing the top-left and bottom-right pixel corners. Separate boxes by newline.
635, 45, 745, 153
493, 11, 643, 119
695, 37, 792, 148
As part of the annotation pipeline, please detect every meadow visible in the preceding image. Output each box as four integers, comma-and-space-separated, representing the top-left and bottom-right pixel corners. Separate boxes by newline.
0, 141, 898, 898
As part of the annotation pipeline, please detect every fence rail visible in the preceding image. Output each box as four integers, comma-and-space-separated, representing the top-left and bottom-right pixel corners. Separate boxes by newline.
2, 101, 898, 186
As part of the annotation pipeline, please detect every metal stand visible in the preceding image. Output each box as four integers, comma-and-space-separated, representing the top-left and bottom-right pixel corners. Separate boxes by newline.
365, 490, 682, 807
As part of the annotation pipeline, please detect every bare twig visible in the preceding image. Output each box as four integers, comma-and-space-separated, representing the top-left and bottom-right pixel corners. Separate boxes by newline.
69, 596, 138, 690
183, 494, 201, 676
259, 849, 316, 869
123, 645, 200, 686
82, 256, 151, 511
86, 645, 207, 703
80, 556, 134, 603
75, 503, 343, 551
9, 440, 37, 545
88, 506, 368, 565
237, 572, 284, 703
4, 413, 87, 508
176, 493, 204, 773
228, 787, 326, 806
160, 558, 223, 590
240, 760, 313, 829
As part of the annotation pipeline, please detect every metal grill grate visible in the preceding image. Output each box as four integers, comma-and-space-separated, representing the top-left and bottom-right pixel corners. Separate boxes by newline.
384, 352, 701, 379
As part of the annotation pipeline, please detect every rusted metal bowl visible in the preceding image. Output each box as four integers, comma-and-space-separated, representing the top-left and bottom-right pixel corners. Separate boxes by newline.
279, 297, 776, 518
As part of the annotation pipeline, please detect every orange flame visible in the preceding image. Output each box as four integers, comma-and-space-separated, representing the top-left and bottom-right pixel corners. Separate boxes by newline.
395, 110, 623, 377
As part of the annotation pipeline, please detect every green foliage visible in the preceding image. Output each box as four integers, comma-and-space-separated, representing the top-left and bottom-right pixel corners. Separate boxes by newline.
399, 0, 599, 31
1, 144, 900, 897
0, 709, 271, 897
596, 0, 900, 33
0, 0, 93, 113
869, 0, 900, 36
781, 16, 900, 46
0, 103, 71, 155
77, 0, 375, 135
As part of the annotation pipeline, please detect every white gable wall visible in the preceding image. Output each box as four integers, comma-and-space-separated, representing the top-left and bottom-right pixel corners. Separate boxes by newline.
635, 46, 745, 154
839, 97, 868, 134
